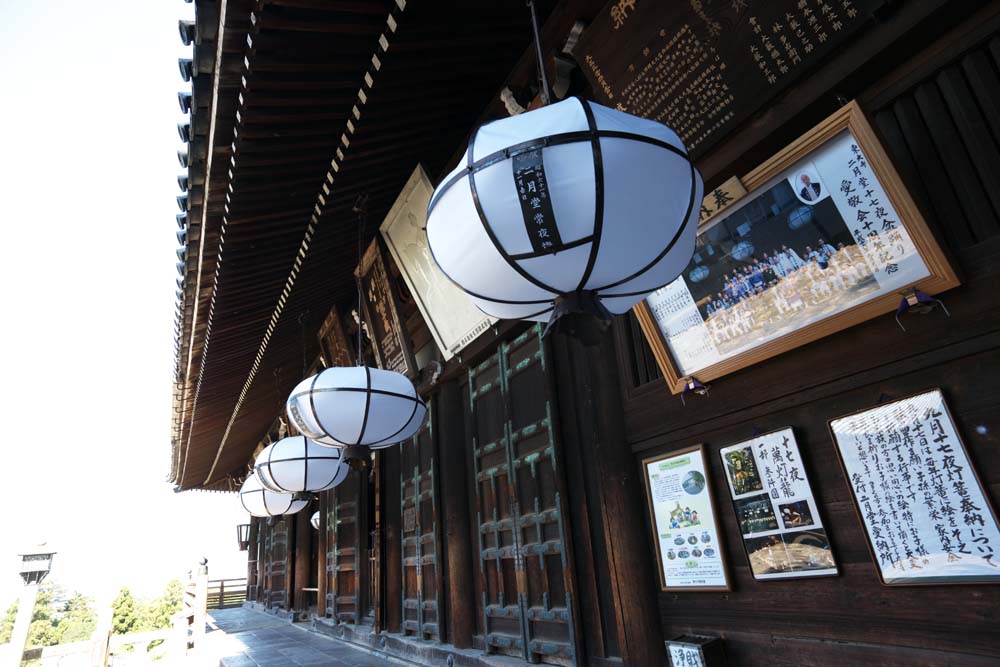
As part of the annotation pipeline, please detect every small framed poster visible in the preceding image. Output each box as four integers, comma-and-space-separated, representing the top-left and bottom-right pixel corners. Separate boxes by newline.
355, 238, 418, 378
634, 101, 959, 393
720, 428, 837, 580
380, 165, 496, 361
642, 445, 730, 591
830, 389, 1000, 586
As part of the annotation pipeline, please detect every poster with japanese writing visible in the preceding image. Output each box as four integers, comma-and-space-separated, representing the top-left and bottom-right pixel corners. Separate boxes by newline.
721, 428, 837, 580
635, 102, 959, 394
830, 390, 1000, 585
642, 445, 730, 591
380, 165, 496, 361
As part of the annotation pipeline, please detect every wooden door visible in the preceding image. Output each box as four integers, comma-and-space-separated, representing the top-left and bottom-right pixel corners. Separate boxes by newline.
468, 325, 579, 665
400, 400, 444, 640
325, 471, 361, 623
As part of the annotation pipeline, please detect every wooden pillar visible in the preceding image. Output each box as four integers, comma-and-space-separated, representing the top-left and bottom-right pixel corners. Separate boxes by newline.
294, 508, 311, 614
383, 445, 403, 632
317, 492, 328, 618
437, 381, 475, 647
247, 520, 259, 602
550, 329, 667, 667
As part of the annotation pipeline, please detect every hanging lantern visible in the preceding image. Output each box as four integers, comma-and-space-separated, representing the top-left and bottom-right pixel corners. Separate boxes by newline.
253, 436, 349, 494
731, 240, 755, 261
286, 366, 426, 449
688, 265, 710, 283
238, 474, 308, 518
310, 511, 321, 530
425, 96, 702, 340
788, 205, 814, 230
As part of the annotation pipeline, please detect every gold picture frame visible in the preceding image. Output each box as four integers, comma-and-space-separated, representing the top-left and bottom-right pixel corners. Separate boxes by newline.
634, 101, 959, 394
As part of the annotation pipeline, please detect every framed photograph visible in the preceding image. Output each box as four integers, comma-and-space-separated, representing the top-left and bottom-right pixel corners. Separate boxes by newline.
355, 238, 418, 378
634, 101, 959, 393
380, 165, 496, 361
720, 428, 838, 580
641, 444, 730, 591
317, 307, 354, 370
830, 389, 1000, 586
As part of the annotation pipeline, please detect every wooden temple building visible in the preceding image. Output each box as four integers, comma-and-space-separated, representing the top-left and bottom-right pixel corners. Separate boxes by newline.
171, 1, 1000, 665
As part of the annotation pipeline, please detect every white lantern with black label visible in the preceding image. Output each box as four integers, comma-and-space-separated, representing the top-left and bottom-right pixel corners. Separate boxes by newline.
239, 474, 308, 518
253, 436, 349, 494
425, 96, 702, 340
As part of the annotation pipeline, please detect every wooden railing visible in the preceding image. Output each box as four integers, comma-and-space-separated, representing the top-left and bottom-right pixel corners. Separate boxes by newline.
207, 578, 247, 609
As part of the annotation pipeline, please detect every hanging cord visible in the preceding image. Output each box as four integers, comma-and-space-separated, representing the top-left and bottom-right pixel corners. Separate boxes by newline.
352, 194, 370, 366
528, 0, 550, 106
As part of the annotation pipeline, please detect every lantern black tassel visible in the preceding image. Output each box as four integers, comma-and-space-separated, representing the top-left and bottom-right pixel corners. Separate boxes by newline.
544, 291, 613, 345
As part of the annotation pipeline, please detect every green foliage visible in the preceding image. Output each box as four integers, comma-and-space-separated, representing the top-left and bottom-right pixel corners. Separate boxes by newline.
111, 588, 139, 636
56, 593, 97, 643
0, 600, 16, 644
138, 579, 183, 632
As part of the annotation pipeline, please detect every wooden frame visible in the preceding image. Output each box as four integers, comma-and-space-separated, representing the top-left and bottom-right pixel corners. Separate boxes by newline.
354, 238, 418, 378
719, 427, 839, 581
829, 388, 1000, 586
641, 444, 731, 592
634, 101, 960, 393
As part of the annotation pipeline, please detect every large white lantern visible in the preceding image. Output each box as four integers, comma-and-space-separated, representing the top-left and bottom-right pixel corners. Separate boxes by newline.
238, 473, 308, 518
286, 366, 426, 449
426, 96, 702, 334
254, 436, 349, 494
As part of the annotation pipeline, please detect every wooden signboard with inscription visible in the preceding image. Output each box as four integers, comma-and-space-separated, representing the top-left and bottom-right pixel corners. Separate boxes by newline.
355, 239, 418, 378
575, 0, 885, 158
317, 307, 354, 369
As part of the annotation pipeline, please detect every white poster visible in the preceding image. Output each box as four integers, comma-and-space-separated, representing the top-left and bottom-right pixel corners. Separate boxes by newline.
831, 390, 1000, 585
380, 165, 496, 361
720, 428, 837, 580
644, 446, 729, 590
647, 130, 931, 377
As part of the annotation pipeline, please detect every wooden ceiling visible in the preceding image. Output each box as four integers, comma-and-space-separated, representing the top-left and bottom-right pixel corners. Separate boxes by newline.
171, 0, 563, 491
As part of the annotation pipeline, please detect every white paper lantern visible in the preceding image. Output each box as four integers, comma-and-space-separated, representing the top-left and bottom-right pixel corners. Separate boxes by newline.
310, 511, 321, 530
425, 96, 702, 328
286, 366, 426, 449
254, 436, 348, 494
238, 474, 308, 518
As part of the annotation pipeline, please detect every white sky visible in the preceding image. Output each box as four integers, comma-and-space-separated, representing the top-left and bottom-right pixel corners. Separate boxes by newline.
0, 1, 248, 609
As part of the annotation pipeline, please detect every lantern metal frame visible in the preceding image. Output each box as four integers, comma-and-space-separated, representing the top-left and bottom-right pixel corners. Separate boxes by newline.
236, 524, 251, 551
18, 547, 56, 586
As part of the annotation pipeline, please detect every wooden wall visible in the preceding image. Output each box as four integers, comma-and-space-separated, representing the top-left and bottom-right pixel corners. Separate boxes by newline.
617, 11, 1000, 666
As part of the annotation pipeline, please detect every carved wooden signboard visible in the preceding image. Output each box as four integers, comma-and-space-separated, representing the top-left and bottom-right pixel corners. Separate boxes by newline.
317, 307, 354, 369
355, 239, 418, 378
575, 0, 885, 158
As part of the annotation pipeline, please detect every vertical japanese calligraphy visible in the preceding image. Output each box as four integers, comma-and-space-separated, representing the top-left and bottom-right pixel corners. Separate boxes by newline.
643, 445, 730, 591
576, 0, 884, 157
355, 239, 417, 378
512, 149, 563, 254
721, 428, 837, 580
831, 390, 1000, 585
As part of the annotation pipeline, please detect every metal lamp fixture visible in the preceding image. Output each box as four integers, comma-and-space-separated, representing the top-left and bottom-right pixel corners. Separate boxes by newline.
236, 524, 251, 551
310, 511, 321, 530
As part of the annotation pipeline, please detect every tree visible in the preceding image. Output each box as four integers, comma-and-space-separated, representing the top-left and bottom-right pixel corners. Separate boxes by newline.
56, 593, 97, 643
139, 580, 183, 632
0, 600, 16, 644
111, 588, 139, 635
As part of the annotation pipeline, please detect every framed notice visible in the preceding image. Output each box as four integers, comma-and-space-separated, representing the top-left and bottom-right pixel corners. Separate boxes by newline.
830, 390, 1000, 586
642, 445, 730, 591
720, 428, 837, 580
380, 165, 495, 361
634, 102, 959, 393
355, 239, 418, 378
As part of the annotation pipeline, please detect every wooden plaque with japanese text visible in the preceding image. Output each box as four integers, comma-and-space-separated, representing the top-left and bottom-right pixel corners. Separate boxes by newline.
355, 239, 418, 378
575, 0, 885, 158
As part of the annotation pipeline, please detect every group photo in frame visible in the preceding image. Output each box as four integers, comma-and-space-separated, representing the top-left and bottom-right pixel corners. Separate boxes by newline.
641, 444, 731, 592
635, 101, 959, 393
830, 389, 1000, 586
